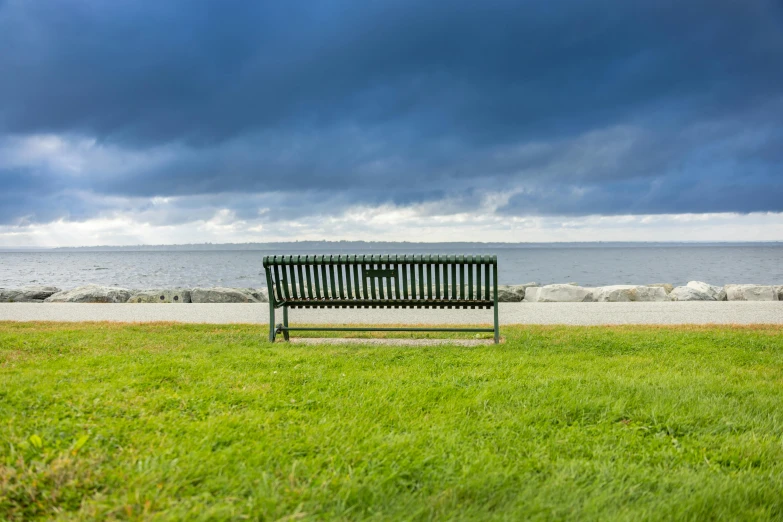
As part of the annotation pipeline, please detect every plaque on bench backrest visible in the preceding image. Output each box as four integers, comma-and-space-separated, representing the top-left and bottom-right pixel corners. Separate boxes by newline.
365, 269, 396, 278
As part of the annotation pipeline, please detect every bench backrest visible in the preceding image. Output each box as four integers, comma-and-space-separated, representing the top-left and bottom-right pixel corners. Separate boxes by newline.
263, 254, 498, 306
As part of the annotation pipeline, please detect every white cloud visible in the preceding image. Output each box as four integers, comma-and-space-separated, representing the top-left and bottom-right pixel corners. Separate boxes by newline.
1, 201, 782, 247
0, 133, 176, 176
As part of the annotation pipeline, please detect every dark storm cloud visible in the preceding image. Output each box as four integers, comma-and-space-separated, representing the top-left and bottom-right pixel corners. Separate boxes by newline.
0, 167, 98, 223
0, 0, 782, 224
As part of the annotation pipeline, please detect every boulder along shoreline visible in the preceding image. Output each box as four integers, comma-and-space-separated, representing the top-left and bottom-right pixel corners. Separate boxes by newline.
1, 282, 782, 303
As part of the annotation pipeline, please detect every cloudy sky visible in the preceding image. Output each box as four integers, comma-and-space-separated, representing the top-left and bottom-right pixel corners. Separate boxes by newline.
1, 0, 782, 246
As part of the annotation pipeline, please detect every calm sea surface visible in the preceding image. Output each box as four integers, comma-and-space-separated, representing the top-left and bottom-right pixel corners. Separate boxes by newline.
1, 244, 782, 289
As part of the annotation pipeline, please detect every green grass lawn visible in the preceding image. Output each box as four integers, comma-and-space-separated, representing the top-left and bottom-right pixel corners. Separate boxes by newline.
1, 323, 783, 521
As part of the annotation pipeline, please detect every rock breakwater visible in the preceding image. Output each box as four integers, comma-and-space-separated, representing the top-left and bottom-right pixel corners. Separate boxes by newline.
0, 282, 780, 303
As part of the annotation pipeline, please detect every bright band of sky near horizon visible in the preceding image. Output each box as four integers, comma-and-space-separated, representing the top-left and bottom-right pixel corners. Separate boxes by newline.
4, 212, 783, 246
1, 1, 782, 246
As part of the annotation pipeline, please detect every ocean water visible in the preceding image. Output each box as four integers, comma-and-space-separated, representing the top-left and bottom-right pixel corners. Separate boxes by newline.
1, 244, 782, 289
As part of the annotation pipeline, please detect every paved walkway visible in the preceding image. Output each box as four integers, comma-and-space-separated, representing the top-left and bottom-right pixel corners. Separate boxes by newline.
1, 302, 781, 325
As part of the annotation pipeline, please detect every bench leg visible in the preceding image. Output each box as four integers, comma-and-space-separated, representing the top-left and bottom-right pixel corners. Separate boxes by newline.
268, 303, 276, 342
282, 305, 290, 341
493, 302, 499, 344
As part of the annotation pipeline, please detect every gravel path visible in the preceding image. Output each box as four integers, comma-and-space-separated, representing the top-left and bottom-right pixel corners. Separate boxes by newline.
1, 302, 782, 325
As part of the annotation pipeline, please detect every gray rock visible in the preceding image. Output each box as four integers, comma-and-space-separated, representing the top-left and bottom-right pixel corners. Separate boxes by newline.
776, 285, 783, 301
0, 286, 61, 302
45, 285, 131, 303
523, 284, 593, 302
592, 285, 670, 302
669, 286, 714, 301
725, 284, 779, 301
507, 282, 538, 301
190, 287, 260, 303
249, 288, 269, 303
128, 289, 192, 303
648, 283, 674, 294
523, 287, 541, 302
686, 281, 726, 301
497, 285, 523, 302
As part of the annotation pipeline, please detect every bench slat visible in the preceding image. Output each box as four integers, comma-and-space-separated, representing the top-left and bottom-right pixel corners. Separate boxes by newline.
407, 261, 414, 300
386, 263, 394, 300
329, 258, 336, 298
278, 263, 290, 300
272, 256, 282, 295
376, 263, 385, 300
426, 262, 432, 301
320, 256, 329, 298
311, 258, 317, 297
468, 256, 474, 300
416, 263, 424, 299
459, 256, 465, 300
402, 262, 409, 299
351, 260, 361, 299
451, 262, 457, 299
368, 262, 376, 300
434, 261, 440, 299
491, 263, 498, 303
361, 260, 368, 299
344, 263, 352, 299
474, 262, 480, 308
296, 256, 313, 298
286, 264, 296, 300
394, 258, 402, 300
295, 261, 304, 300
484, 261, 490, 301
336, 261, 345, 299
327, 260, 335, 299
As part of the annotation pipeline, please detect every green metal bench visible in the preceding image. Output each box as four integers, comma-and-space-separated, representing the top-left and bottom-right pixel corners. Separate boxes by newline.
263, 254, 499, 343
